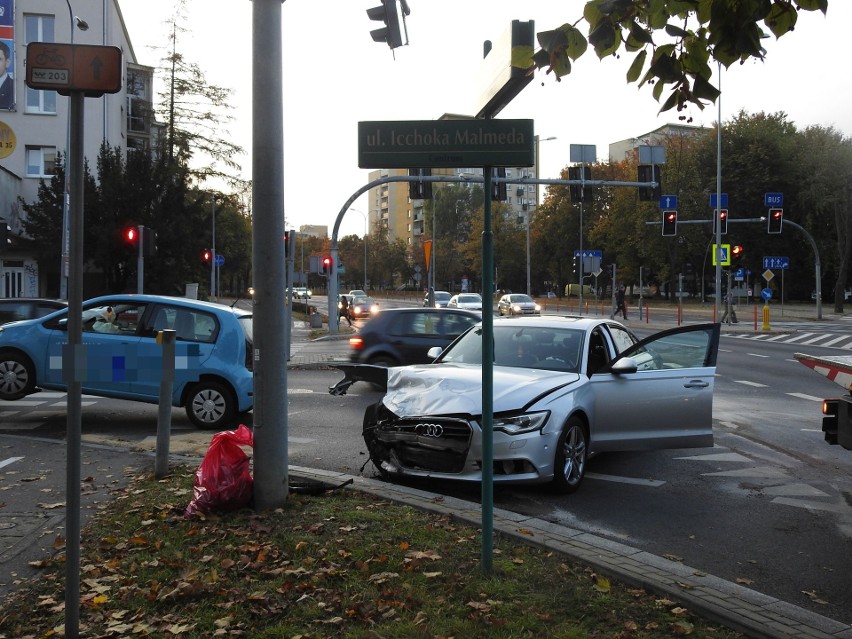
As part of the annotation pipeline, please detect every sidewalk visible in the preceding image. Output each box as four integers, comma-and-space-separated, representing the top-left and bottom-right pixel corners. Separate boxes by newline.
285, 314, 852, 639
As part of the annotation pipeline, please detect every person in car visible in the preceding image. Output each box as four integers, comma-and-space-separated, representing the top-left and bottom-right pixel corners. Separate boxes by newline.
92, 307, 120, 333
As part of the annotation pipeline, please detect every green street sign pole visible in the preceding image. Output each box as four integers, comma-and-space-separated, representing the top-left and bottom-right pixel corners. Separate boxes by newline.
481, 167, 494, 574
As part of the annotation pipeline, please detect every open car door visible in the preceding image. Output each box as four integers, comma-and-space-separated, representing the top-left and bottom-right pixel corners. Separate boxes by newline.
589, 323, 720, 453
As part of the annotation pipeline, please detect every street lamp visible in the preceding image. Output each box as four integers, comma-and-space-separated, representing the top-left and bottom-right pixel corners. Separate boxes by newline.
527, 135, 557, 296
59, 3, 89, 300
349, 208, 368, 291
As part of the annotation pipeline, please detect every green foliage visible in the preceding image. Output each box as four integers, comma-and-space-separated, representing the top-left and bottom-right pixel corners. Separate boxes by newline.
533, 0, 828, 113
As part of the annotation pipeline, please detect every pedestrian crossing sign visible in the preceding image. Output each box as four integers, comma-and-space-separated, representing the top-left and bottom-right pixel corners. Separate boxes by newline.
712, 244, 731, 266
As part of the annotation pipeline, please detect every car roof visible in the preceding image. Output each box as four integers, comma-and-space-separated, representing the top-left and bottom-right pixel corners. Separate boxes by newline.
83, 294, 251, 317
489, 315, 621, 330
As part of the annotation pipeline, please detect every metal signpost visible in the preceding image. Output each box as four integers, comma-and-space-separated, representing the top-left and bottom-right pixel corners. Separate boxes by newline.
26, 41, 122, 639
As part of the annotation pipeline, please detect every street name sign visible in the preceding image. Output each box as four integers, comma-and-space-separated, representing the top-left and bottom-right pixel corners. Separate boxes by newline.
26, 43, 122, 97
358, 119, 534, 168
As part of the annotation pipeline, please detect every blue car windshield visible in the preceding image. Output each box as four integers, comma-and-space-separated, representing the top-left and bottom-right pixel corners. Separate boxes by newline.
438, 325, 584, 373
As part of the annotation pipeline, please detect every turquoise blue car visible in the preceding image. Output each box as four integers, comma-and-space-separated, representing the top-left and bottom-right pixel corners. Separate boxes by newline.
0, 294, 253, 429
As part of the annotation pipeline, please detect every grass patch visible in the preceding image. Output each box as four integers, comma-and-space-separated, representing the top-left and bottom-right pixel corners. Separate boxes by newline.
0, 468, 744, 638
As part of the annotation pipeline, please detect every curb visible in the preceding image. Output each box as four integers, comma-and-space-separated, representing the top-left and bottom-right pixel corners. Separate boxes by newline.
289, 466, 852, 639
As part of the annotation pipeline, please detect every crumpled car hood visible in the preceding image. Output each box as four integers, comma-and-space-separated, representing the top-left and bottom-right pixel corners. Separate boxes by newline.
383, 364, 580, 417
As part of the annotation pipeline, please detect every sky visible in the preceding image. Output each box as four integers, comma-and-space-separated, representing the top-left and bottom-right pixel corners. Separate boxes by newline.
116, 1, 852, 240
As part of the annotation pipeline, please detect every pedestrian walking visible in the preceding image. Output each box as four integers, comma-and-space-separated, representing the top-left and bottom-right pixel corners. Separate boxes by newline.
339, 295, 352, 326
615, 285, 628, 320
721, 292, 738, 323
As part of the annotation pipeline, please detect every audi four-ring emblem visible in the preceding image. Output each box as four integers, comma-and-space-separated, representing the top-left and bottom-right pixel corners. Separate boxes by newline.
414, 423, 443, 437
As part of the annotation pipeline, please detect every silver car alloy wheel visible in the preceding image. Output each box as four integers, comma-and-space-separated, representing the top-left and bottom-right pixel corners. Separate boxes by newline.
560, 419, 587, 488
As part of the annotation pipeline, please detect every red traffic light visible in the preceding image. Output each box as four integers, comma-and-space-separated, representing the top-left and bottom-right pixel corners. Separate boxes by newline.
202, 248, 212, 262
731, 245, 744, 259
767, 208, 783, 234
321, 256, 332, 275
124, 227, 137, 243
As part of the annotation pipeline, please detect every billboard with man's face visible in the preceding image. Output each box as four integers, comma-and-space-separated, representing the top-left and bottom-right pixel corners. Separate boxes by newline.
0, 0, 15, 110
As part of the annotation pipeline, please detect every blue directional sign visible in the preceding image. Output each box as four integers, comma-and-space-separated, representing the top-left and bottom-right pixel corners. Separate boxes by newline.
214, 254, 225, 266
763, 256, 789, 270
764, 192, 783, 207
659, 194, 678, 209
573, 250, 602, 257
710, 193, 728, 208
761, 287, 773, 301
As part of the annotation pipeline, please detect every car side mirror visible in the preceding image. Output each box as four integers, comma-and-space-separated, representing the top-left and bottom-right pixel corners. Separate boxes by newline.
427, 346, 443, 360
610, 357, 638, 375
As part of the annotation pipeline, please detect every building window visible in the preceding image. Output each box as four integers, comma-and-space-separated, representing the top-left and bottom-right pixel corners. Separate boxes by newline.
24, 14, 57, 114
25, 146, 57, 177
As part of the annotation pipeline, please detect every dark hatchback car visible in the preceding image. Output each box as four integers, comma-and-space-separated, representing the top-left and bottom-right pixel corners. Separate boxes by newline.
0, 298, 67, 325
348, 307, 480, 366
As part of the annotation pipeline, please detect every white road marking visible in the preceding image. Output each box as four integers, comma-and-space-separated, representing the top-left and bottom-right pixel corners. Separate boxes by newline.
763, 483, 829, 498
821, 335, 850, 347
771, 497, 848, 514
733, 380, 768, 387
585, 473, 665, 487
787, 393, 824, 402
746, 352, 770, 358
703, 466, 790, 479
782, 333, 816, 344
0, 456, 24, 469
675, 452, 752, 462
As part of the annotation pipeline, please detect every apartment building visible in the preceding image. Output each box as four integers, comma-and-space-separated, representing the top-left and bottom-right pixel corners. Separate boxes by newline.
0, 0, 152, 297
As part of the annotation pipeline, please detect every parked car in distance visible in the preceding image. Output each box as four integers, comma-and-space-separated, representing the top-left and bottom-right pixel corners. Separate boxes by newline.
292, 287, 312, 299
348, 307, 480, 366
447, 293, 483, 311
0, 298, 67, 325
0, 294, 253, 430
350, 295, 379, 320
497, 293, 541, 316
423, 290, 452, 308
332, 316, 720, 494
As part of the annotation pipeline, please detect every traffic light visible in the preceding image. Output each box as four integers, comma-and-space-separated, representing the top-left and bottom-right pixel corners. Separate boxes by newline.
0, 222, 8, 251
124, 226, 138, 244
321, 255, 332, 276
731, 245, 744, 260
366, 0, 408, 49
714, 209, 728, 235
491, 167, 507, 202
202, 248, 212, 264
568, 165, 592, 203
662, 210, 677, 236
637, 164, 661, 201
823, 397, 852, 450
823, 399, 840, 446
409, 168, 432, 200
767, 208, 783, 234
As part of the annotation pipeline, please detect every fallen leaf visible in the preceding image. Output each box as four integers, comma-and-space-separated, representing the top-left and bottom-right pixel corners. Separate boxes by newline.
736, 577, 753, 585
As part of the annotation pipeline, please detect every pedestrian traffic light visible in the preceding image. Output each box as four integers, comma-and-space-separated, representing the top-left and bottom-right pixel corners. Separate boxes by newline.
637, 164, 661, 201
767, 208, 783, 234
714, 209, 728, 235
491, 167, 507, 202
731, 245, 744, 260
321, 255, 332, 276
568, 166, 592, 203
662, 210, 677, 236
409, 168, 432, 200
366, 0, 409, 49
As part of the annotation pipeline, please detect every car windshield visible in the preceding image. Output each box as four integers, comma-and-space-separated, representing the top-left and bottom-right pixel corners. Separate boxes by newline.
434, 292, 451, 301
438, 325, 584, 373
458, 294, 481, 303
509, 294, 534, 304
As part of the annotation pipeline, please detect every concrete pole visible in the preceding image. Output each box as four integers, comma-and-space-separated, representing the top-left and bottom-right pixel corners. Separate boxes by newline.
251, 0, 289, 509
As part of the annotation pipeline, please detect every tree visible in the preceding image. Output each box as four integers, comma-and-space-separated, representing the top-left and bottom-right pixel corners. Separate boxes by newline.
530, 0, 828, 114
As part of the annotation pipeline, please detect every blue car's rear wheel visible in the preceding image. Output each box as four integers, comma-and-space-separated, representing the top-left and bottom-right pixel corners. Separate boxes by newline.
186, 380, 236, 430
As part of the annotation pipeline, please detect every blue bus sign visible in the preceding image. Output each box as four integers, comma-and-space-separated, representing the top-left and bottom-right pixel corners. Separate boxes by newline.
764, 192, 783, 207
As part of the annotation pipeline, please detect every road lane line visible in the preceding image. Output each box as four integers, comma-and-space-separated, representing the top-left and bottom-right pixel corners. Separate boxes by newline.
734, 380, 768, 387
0, 456, 24, 469
787, 393, 824, 402
585, 473, 665, 487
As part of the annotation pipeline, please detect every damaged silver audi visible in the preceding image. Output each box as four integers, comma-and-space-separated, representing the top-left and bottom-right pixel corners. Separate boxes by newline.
330, 316, 720, 494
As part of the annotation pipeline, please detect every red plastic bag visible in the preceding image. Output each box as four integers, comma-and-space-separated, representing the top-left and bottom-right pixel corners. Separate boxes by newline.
185, 424, 254, 516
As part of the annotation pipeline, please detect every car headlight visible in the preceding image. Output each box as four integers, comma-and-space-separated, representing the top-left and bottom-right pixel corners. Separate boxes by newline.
493, 411, 550, 435
512, 305, 521, 312
534, 304, 541, 311
370, 304, 380, 313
